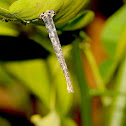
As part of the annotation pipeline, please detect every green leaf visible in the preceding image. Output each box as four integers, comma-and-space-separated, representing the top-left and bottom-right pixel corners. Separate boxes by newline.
0, 7, 17, 19
9, 0, 64, 20
100, 4, 126, 84
0, 0, 19, 20
3, 59, 51, 108
31, 111, 60, 126
62, 10, 94, 31
55, 0, 90, 27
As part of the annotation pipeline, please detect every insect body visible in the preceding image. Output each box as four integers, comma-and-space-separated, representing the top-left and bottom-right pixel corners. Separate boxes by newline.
38, 10, 74, 93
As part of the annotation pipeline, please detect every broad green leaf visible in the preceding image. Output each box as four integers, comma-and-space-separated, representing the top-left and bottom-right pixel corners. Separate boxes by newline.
100, 4, 126, 84
31, 111, 60, 126
9, 0, 63, 20
3, 59, 51, 108
8, 0, 89, 22
106, 56, 126, 126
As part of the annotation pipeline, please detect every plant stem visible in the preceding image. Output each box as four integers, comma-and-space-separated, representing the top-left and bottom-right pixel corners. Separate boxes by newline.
72, 39, 92, 126
80, 42, 106, 91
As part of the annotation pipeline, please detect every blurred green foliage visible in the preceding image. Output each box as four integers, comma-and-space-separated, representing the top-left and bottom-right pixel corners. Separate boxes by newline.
107, 56, 126, 126
100, 4, 126, 84
100, 4, 126, 126
0, 0, 126, 126
0, 0, 94, 126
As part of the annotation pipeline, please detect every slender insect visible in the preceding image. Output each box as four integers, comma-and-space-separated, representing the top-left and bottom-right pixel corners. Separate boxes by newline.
38, 10, 74, 93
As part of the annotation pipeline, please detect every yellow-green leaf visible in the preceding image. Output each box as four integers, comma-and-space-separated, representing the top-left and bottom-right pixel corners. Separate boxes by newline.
9, 0, 64, 20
